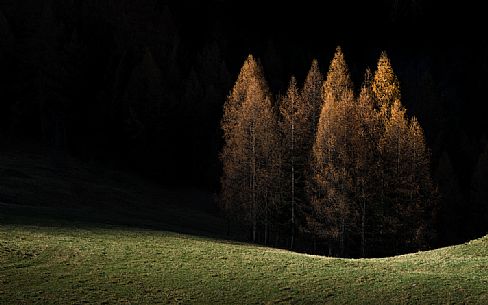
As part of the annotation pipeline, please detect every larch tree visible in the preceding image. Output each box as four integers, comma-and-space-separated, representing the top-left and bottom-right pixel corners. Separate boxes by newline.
301, 59, 324, 138
378, 99, 435, 252
355, 68, 381, 257
378, 100, 411, 250
220, 55, 259, 235
309, 46, 356, 256
279, 76, 310, 249
220, 54, 279, 242
300, 59, 324, 251
406, 116, 436, 249
372, 51, 401, 114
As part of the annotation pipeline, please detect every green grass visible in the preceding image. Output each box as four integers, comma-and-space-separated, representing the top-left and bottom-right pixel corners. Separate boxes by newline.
1, 224, 487, 305
1, 151, 487, 304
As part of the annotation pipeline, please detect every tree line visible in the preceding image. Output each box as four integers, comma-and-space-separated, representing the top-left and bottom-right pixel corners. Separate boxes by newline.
220, 47, 437, 257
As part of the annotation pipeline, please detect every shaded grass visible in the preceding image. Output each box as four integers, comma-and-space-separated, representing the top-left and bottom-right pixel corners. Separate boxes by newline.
1, 225, 487, 304
0, 150, 227, 238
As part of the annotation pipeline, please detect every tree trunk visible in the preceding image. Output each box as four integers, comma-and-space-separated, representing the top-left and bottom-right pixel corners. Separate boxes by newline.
313, 235, 317, 254
264, 218, 268, 245
340, 216, 345, 257
252, 123, 257, 243
264, 197, 268, 245
290, 112, 295, 250
361, 200, 366, 257
361, 180, 366, 257
226, 218, 231, 237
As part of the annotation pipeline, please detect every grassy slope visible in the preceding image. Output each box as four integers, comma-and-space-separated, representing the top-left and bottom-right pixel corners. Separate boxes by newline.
1, 151, 487, 304
0, 149, 226, 237
1, 224, 487, 305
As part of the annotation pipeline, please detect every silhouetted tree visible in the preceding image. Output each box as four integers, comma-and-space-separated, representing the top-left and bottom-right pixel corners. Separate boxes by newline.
435, 151, 465, 244
470, 143, 488, 235
123, 47, 164, 144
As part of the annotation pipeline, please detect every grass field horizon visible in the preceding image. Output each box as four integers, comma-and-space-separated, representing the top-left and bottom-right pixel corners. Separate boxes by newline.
1, 223, 487, 304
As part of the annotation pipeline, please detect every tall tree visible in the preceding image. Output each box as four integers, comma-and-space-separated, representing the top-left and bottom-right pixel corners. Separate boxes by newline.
300, 59, 324, 249
221, 55, 279, 242
378, 99, 435, 252
279, 76, 310, 249
355, 68, 380, 257
309, 46, 355, 256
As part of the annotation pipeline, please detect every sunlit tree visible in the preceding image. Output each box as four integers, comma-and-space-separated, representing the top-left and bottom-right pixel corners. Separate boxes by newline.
309, 46, 356, 256
378, 99, 435, 251
372, 51, 401, 114
220, 55, 279, 242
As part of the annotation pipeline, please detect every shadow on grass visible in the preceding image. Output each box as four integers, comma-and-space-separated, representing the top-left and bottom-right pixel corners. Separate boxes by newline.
0, 149, 245, 242
0, 201, 234, 241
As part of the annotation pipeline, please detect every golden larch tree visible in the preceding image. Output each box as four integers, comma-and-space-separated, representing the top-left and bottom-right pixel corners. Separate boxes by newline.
372, 51, 401, 113
309, 46, 356, 256
378, 99, 435, 252
354, 68, 381, 256
279, 76, 310, 249
220, 54, 279, 242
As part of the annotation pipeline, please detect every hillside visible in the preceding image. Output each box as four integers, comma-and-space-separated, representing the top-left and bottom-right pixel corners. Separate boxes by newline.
0, 149, 226, 237
1, 224, 487, 304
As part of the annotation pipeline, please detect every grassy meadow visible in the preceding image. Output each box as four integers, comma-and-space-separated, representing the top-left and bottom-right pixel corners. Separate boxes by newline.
1, 224, 487, 304
1, 151, 487, 304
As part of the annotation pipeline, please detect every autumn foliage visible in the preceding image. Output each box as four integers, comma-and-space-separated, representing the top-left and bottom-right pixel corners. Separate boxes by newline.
221, 48, 436, 257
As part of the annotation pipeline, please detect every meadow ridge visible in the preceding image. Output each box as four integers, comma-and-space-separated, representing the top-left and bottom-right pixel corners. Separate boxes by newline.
1, 224, 487, 304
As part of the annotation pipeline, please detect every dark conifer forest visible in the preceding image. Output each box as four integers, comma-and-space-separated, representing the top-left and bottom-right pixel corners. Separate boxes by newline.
0, 1, 487, 257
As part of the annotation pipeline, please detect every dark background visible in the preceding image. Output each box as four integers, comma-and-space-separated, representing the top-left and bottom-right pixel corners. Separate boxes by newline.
0, 0, 487, 245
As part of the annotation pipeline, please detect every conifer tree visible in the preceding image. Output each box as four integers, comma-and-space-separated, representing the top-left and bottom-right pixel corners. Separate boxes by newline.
279, 76, 310, 249
378, 99, 435, 251
309, 46, 356, 256
221, 55, 279, 242
372, 51, 401, 113
301, 59, 324, 136
355, 69, 380, 256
